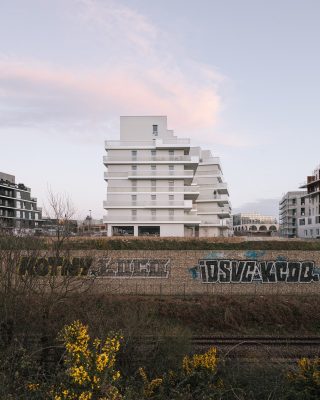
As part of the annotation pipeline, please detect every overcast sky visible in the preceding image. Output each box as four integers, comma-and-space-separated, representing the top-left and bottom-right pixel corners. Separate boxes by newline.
1, 0, 319, 219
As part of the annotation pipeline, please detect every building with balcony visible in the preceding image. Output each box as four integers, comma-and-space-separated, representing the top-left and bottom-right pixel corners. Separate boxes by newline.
232, 212, 278, 236
0, 172, 42, 231
103, 116, 231, 237
279, 191, 307, 238
298, 164, 320, 238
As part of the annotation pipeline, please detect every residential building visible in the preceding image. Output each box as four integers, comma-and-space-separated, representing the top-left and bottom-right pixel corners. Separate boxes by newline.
103, 116, 231, 237
232, 212, 278, 236
298, 164, 320, 238
279, 191, 307, 238
0, 172, 42, 230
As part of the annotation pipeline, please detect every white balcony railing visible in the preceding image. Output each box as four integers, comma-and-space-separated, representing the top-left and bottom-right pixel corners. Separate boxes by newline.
103, 155, 199, 164
104, 214, 201, 222
105, 170, 194, 179
106, 185, 199, 194
105, 138, 190, 149
103, 200, 193, 208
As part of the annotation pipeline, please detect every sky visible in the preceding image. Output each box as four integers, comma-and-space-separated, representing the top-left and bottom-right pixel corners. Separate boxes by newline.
0, 0, 319, 220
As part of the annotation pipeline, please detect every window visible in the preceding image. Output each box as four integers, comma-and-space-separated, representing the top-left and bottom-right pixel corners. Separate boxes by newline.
151, 150, 156, 157
151, 209, 156, 220
131, 150, 137, 158
132, 181, 137, 191
169, 195, 174, 201
169, 149, 174, 159
308, 218, 312, 224
301, 208, 305, 216
152, 125, 158, 136
169, 165, 174, 175
151, 180, 156, 190
131, 165, 137, 171
16, 210, 20, 218
169, 210, 174, 217
16, 201, 20, 208
151, 194, 156, 201
299, 219, 305, 226
131, 195, 137, 203
131, 209, 137, 220
169, 180, 174, 191
17, 191, 21, 199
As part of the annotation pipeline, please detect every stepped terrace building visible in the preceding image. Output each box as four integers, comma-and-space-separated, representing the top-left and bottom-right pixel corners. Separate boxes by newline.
0, 172, 42, 230
103, 116, 231, 237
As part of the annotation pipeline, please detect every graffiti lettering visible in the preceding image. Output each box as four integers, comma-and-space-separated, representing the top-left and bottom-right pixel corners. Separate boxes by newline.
198, 259, 320, 283
92, 258, 170, 278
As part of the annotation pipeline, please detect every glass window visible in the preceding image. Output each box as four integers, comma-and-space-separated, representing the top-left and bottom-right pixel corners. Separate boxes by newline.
152, 125, 158, 136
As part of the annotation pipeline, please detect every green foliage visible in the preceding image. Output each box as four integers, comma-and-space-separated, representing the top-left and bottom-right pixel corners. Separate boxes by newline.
2, 235, 320, 250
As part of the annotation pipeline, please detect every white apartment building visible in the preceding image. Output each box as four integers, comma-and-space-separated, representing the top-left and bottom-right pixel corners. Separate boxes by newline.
298, 164, 320, 239
279, 191, 307, 238
103, 116, 231, 237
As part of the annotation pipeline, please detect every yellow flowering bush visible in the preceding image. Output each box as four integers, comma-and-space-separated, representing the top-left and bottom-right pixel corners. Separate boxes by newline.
182, 347, 218, 375
139, 367, 163, 398
52, 320, 123, 400
288, 356, 320, 398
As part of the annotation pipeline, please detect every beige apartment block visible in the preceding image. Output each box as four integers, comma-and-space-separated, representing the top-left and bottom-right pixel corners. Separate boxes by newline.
103, 116, 231, 237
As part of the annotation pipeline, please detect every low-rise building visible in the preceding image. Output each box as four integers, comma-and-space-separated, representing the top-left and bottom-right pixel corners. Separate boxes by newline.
232, 212, 278, 236
0, 172, 42, 231
279, 191, 307, 238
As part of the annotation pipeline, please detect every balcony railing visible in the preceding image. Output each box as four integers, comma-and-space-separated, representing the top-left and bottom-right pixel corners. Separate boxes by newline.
106, 185, 199, 193
105, 138, 190, 148
103, 200, 193, 208
104, 214, 201, 222
105, 170, 194, 179
103, 155, 199, 164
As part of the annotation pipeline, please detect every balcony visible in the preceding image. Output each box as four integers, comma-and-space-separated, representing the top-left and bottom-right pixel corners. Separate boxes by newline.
105, 138, 190, 150
200, 220, 230, 228
103, 200, 193, 209
103, 214, 201, 223
104, 170, 194, 181
103, 155, 199, 166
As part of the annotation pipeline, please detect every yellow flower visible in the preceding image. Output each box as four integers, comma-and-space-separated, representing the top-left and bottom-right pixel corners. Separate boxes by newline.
183, 347, 218, 375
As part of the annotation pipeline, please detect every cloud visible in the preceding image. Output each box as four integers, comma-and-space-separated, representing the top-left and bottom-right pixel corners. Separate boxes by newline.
233, 198, 280, 218
0, 0, 248, 147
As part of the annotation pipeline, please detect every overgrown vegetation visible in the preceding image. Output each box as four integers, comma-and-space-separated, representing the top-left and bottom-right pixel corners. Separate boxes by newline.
2, 236, 320, 250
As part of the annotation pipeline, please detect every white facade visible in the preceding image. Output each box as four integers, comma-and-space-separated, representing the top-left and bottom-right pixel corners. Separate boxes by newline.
103, 116, 231, 237
298, 164, 320, 239
232, 213, 278, 236
279, 191, 307, 238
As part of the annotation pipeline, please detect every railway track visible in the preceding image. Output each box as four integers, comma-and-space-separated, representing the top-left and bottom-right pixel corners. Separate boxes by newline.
190, 336, 320, 361
7, 334, 320, 363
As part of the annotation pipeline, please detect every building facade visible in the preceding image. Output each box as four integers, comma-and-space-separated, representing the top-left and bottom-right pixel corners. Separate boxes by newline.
103, 116, 231, 237
232, 212, 278, 236
0, 172, 42, 230
298, 164, 320, 239
279, 191, 307, 238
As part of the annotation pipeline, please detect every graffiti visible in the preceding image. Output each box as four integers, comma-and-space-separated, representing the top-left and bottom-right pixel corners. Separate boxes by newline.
92, 258, 170, 278
244, 250, 266, 260
188, 266, 199, 279
17, 257, 170, 278
19, 257, 93, 276
197, 259, 320, 284
203, 251, 225, 260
